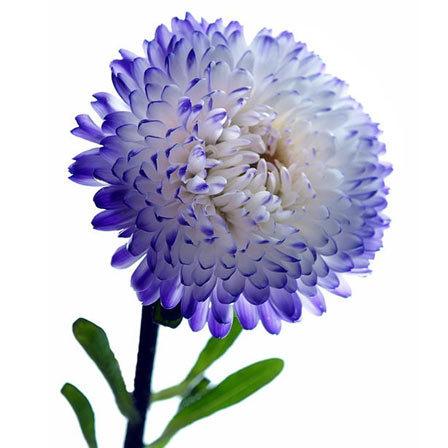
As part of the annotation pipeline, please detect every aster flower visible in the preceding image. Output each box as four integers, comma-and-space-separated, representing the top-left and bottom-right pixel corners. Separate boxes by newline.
70, 13, 390, 338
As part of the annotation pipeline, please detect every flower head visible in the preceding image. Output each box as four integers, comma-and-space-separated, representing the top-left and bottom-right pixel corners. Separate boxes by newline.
70, 13, 391, 337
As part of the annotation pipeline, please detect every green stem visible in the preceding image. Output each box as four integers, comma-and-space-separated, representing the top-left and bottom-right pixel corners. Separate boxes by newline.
151, 381, 188, 402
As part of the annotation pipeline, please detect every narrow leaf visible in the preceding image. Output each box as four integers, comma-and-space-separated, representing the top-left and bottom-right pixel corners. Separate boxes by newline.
178, 377, 211, 411
152, 316, 242, 402
185, 316, 242, 382
72, 318, 138, 421
151, 383, 186, 402
148, 358, 284, 447
61, 383, 98, 448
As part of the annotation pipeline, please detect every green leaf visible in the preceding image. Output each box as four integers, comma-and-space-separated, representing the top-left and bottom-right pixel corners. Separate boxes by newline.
153, 302, 183, 328
151, 316, 242, 403
61, 383, 98, 448
147, 358, 284, 448
72, 318, 138, 421
177, 377, 211, 411
185, 316, 242, 382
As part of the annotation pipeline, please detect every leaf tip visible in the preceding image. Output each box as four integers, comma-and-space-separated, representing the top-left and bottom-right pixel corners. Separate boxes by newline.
270, 357, 285, 374
60, 382, 71, 395
72, 317, 89, 334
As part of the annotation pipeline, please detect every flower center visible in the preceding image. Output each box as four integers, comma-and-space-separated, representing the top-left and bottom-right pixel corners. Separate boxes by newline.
262, 129, 293, 167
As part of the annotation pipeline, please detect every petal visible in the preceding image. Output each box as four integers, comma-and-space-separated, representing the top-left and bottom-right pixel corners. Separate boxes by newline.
181, 289, 197, 318
160, 277, 183, 309
131, 258, 154, 292
111, 244, 141, 269
93, 186, 128, 209
92, 208, 135, 231
223, 271, 245, 296
216, 280, 239, 304
243, 281, 270, 305
211, 292, 233, 324
71, 114, 104, 143
137, 278, 161, 305
270, 289, 302, 322
302, 289, 326, 315
208, 312, 232, 338
189, 300, 209, 332
258, 301, 282, 335
234, 296, 259, 329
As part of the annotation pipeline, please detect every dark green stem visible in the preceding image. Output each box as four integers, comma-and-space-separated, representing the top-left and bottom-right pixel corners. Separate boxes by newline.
124, 306, 159, 448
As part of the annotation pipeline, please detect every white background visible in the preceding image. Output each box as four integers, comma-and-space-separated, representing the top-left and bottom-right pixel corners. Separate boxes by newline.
1, 0, 445, 447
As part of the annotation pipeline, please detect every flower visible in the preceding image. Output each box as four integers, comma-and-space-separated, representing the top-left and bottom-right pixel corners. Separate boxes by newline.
69, 13, 391, 337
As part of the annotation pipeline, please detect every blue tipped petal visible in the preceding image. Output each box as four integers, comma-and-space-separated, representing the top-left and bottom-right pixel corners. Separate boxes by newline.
216, 280, 239, 304
270, 289, 302, 322
234, 297, 259, 329
208, 312, 232, 338
211, 293, 233, 324
302, 289, 326, 315
72, 114, 105, 143
223, 272, 245, 297
243, 281, 270, 305
94, 186, 128, 209
181, 290, 197, 318
92, 208, 135, 231
189, 300, 209, 331
258, 302, 282, 335
131, 258, 154, 292
111, 244, 141, 269
137, 278, 161, 305
160, 277, 183, 309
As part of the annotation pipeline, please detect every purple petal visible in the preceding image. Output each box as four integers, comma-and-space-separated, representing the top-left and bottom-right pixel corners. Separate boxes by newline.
243, 281, 270, 305
258, 302, 282, 334
136, 208, 159, 232
234, 297, 259, 330
266, 271, 288, 289
94, 186, 127, 209
332, 275, 352, 298
102, 111, 136, 133
181, 289, 197, 318
208, 312, 232, 338
193, 266, 213, 286
325, 252, 354, 272
216, 280, 239, 304
112, 73, 132, 104
270, 289, 302, 322
317, 271, 339, 289
91, 208, 135, 231
137, 278, 161, 305
68, 148, 109, 186
192, 276, 216, 302
71, 114, 104, 143
302, 289, 326, 315
111, 244, 141, 269
160, 278, 183, 309
189, 300, 209, 332
222, 272, 245, 296
91, 92, 123, 119
128, 230, 151, 256
154, 24, 171, 50
211, 293, 233, 324
131, 258, 154, 292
